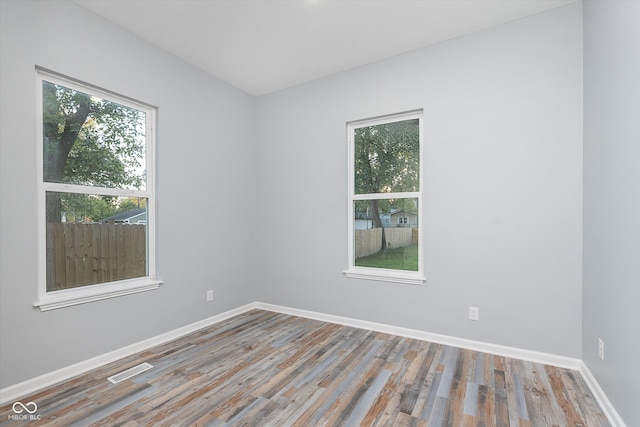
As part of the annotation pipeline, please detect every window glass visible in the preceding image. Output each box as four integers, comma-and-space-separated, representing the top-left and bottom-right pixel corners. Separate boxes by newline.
346, 111, 423, 284
353, 198, 418, 272
37, 70, 157, 307
45, 192, 148, 291
354, 118, 419, 195
42, 80, 146, 190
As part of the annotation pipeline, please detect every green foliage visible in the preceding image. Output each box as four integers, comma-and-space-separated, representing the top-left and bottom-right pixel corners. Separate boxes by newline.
117, 198, 147, 212
43, 81, 145, 188
42, 81, 146, 222
354, 118, 419, 195
354, 198, 418, 219
355, 244, 418, 271
353, 118, 420, 250
58, 194, 147, 223
61, 193, 117, 223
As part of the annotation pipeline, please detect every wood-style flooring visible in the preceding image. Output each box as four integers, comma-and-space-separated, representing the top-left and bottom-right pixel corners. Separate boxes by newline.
0, 309, 611, 426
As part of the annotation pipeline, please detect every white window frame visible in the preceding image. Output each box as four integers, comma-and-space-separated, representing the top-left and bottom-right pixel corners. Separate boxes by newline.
344, 110, 425, 285
34, 68, 161, 311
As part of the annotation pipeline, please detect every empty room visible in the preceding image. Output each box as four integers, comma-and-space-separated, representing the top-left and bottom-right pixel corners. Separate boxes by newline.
0, 0, 637, 426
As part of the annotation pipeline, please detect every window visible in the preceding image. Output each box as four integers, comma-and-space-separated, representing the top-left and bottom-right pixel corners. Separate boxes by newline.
35, 69, 160, 311
345, 110, 424, 284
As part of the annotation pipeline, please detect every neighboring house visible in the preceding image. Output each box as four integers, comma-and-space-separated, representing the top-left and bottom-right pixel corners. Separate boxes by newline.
354, 211, 391, 230
354, 216, 373, 230
390, 210, 417, 228
100, 208, 147, 224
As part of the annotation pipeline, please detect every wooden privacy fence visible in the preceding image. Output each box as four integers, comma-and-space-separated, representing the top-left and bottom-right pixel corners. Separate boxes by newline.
355, 227, 416, 259
46, 222, 146, 291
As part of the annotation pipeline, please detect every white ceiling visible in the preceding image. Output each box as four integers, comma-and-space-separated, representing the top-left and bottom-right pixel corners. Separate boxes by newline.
74, 0, 578, 96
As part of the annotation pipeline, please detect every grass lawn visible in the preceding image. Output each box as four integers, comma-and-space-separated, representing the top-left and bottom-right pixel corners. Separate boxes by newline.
355, 244, 418, 271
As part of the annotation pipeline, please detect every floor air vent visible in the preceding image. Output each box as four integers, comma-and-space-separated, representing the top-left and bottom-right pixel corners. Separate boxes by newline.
107, 362, 153, 384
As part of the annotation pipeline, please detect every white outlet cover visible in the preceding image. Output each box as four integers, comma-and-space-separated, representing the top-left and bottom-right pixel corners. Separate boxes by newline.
598, 338, 604, 361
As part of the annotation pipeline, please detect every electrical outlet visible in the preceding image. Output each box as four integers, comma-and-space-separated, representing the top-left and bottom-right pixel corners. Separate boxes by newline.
469, 306, 479, 321
598, 338, 604, 361
206, 290, 214, 302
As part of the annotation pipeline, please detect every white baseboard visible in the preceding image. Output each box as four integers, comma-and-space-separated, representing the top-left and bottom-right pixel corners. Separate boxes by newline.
0, 302, 258, 406
254, 302, 583, 370
579, 361, 628, 427
0, 301, 626, 426
255, 302, 626, 427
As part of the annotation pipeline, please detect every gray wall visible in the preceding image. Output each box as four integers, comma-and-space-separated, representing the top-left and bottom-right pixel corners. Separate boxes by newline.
4, 4, 637, 424
0, 0, 257, 388
583, 1, 640, 425
255, 3, 584, 357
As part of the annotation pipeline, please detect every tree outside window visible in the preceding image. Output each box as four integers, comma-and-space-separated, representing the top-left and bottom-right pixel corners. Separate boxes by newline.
346, 111, 424, 284
37, 70, 157, 303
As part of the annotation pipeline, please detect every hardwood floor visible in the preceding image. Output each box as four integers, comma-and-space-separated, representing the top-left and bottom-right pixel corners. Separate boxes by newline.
0, 310, 610, 426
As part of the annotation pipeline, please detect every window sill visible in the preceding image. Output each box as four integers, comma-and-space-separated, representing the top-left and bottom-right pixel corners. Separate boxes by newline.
34, 277, 163, 312
343, 268, 425, 285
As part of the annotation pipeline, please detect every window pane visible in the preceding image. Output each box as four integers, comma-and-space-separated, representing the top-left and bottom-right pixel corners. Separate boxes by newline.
46, 192, 148, 291
353, 198, 418, 271
42, 81, 146, 190
354, 118, 419, 195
